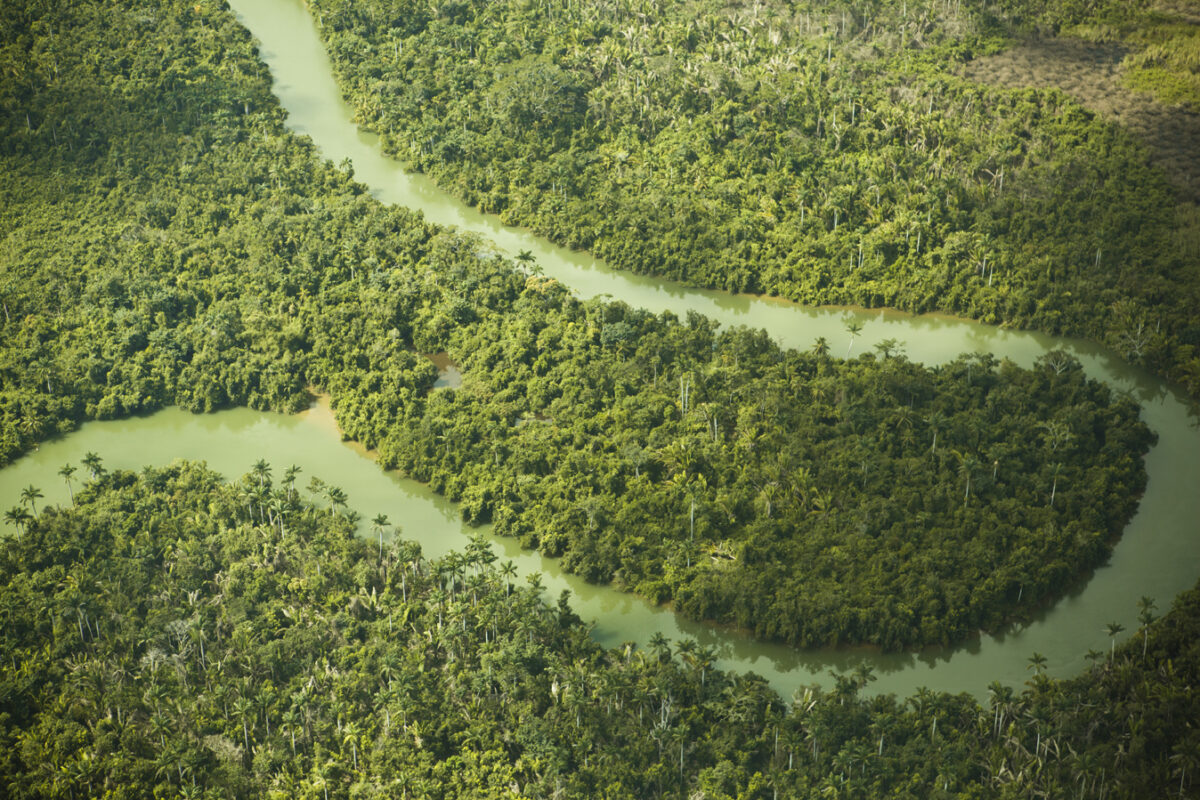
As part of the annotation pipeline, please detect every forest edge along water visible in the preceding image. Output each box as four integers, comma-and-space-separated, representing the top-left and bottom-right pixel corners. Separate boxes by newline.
223, 0, 1200, 691
3, 0, 1198, 702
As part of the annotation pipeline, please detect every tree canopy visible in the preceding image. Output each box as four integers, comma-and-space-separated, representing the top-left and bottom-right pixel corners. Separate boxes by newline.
308, 0, 1200, 398
0, 0, 1154, 649
1, 464, 1196, 798
0, 0, 1195, 795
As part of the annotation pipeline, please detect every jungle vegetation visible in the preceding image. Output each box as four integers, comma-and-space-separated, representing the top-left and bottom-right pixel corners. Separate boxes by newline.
0, 0, 1154, 648
307, 0, 1200, 397
0, 0, 1194, 796
0, 465, 1197, 799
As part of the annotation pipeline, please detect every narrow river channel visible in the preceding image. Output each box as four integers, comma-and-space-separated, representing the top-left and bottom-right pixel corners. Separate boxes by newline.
3, 0, 1198, 702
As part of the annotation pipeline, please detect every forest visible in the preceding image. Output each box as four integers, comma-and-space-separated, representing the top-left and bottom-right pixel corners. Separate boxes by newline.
0, 0, 1155, 649
0, 0, 1197, 796
2, 465, 1198, 799
309, 0, 1200, 397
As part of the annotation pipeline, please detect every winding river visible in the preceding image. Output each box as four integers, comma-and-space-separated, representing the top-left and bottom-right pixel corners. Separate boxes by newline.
4, 0, 1199, 701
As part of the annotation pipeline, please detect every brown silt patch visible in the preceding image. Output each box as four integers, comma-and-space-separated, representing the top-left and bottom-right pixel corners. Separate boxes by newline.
961, 36, 1200, 202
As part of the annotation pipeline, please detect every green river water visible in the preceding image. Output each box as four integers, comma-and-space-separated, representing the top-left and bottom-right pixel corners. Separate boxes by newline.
2, 0, 1198, 701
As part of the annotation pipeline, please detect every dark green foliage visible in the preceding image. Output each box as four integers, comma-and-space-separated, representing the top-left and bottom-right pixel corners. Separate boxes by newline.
308, 0, 1200, 398
0, 0, 1154, 649
370, 304, 1153, 648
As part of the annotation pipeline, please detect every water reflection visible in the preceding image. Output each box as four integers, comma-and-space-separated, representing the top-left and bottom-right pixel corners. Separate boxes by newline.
426, 352, 464, 389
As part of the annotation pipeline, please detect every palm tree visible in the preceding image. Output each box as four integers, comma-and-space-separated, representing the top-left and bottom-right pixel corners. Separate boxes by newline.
925, 410, 945, 453
372, 513, 390, 563
1137, 596, 1156, 659
953, 451, 977, 506
20, 485, 42, 514
1171, 732, 1200, 798
844, 320, 863, 357
4, 506, 32, 535
686, 473, 707, 539
515, 249, 542, 275
500, 560, 517, 595
232, 696, 255, 754
649, 632, 670, 661
325, 485, 348, 515
251, 459, 272, 488
81, 451, 104, 479
343, 721, 362, 771
58, 464, 76, 504
283, 465, 301, 499
1026, 652, 1047, 676
149, 712, 172, 749
1104, 621, 1124, 661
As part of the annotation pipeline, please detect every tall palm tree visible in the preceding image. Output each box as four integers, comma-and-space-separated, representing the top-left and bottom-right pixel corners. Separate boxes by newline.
4, 506, 32, 536
1104, 621, 1124, 661
953, 451, 977, 506
325, 486, 348, 516
81, 451, 104, 479
343, 721, 362, 771
844, 320, 863, 357
282, 708, 302, 756
58, 464, 76, 504
649, 632, 670, 661
925, 410, 946, 453
231, 695, 256, 756
1137, 596, 1156, 659
283, 465, 301, 499
20, 485, 42, 514
372, 513, 390, 563
251, 459, 272, 488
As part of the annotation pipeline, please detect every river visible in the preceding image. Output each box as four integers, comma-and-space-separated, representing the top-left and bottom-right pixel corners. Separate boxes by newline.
4, 0, 1199, 701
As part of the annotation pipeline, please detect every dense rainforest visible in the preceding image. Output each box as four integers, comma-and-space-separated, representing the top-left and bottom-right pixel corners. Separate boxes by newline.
1, 465, 1198, 799
308, 0, 1200, 397
0, 0, 1195, 796
0, 0, 1154, 648
370, 318, 1153, 649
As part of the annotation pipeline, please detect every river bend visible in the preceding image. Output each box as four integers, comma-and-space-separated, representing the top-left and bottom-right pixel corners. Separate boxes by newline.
4, 0, 1198, 701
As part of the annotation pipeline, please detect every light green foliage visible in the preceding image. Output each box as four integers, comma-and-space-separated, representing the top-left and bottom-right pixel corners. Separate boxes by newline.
1123, 22, 1200, 110
1, 466, 1197, 798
